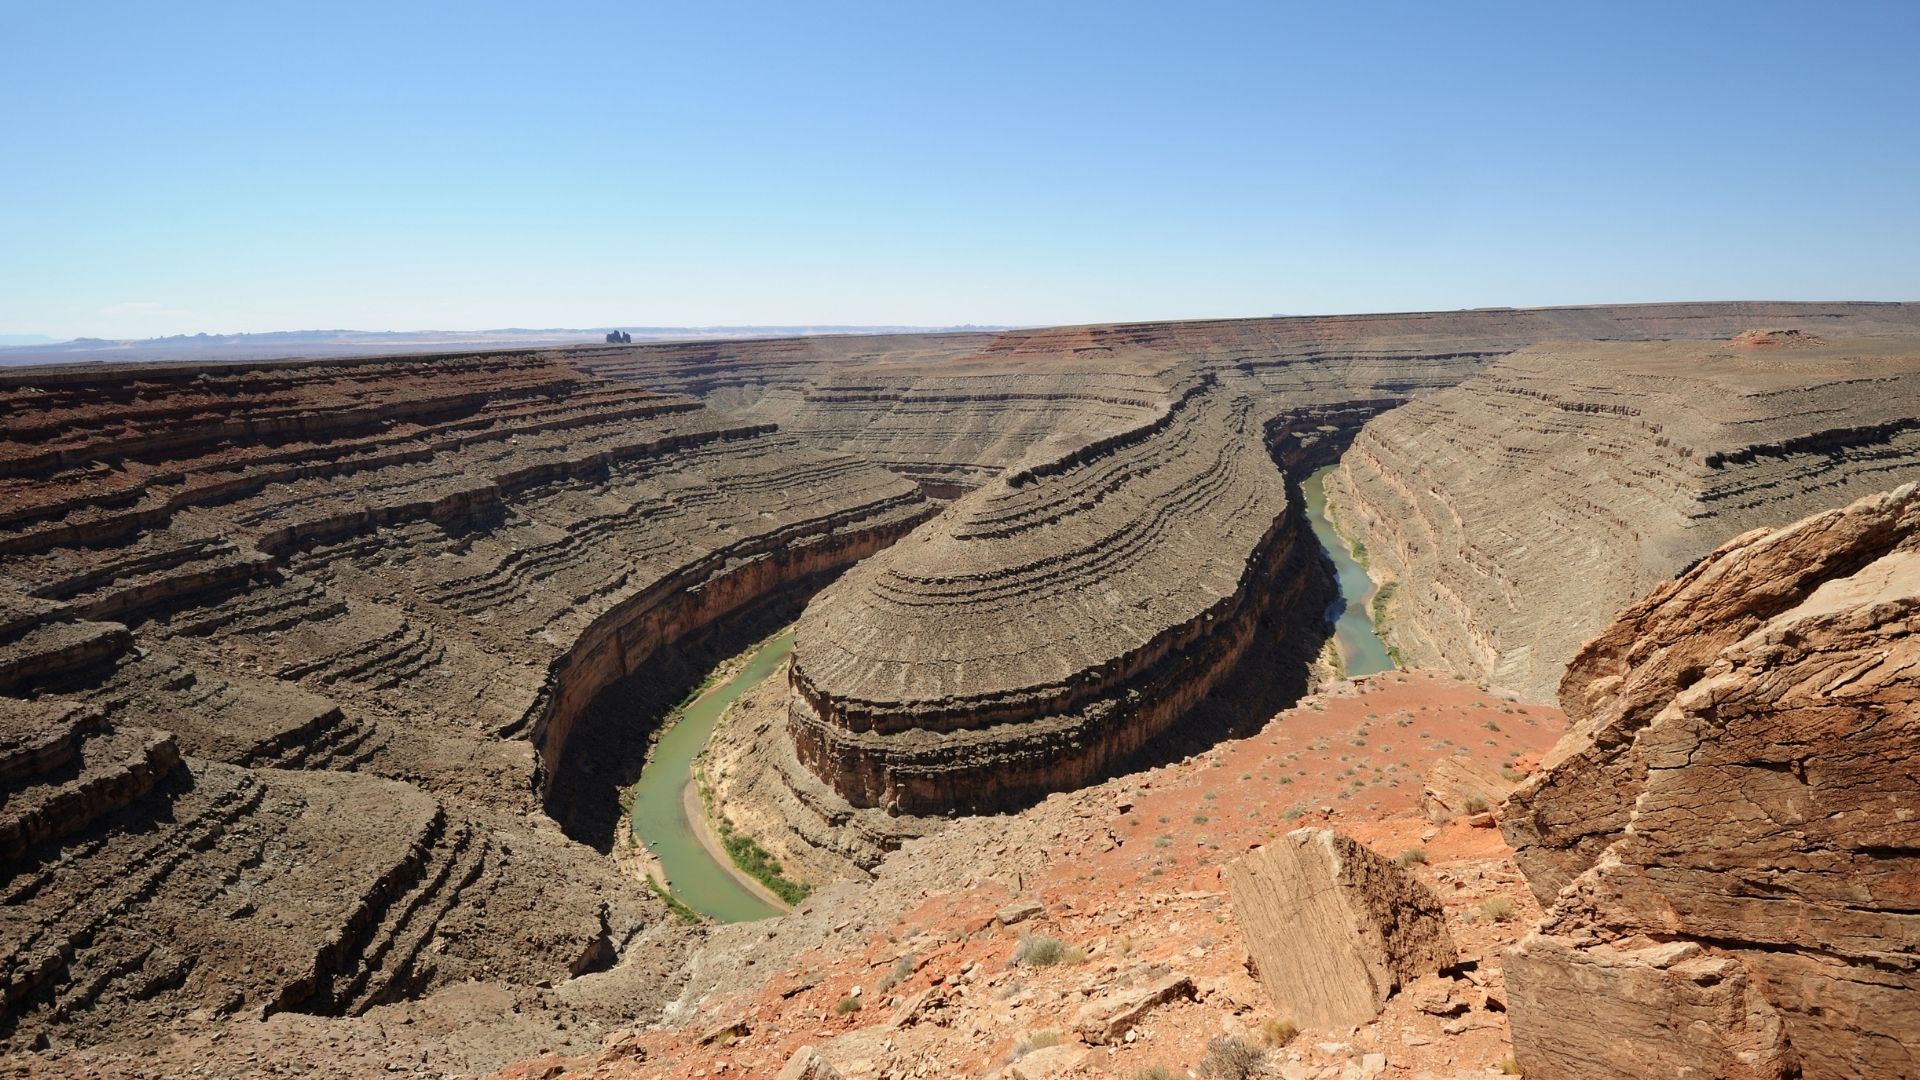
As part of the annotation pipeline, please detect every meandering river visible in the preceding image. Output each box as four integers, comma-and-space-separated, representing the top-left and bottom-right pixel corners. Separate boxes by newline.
633, 468, 1391, 922
1302, 466, 1396, 677
628, 631, 795, 922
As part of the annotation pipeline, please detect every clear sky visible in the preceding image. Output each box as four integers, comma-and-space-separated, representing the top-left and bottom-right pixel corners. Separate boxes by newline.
3, 1, 1916, 339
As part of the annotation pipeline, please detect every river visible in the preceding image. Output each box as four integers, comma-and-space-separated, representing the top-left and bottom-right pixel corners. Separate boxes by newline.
628, 631, 795, 922
1302, 466, 1396, 677
631, 470, 1390, 922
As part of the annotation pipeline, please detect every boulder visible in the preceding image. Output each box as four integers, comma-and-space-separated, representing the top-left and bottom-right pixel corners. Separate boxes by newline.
1071, 971, 1194, 1044
1225, 828, 1457, 1029
1419, 754, 1514, 823
774, 1045, 844, 1080
1007, 1043, 1090, 1079
1505, 486, 1920, 1080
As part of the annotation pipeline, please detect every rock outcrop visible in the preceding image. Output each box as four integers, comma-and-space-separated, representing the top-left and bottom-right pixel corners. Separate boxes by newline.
1503, 485, 1920, 1079
1420, 753, 1515, 824
787, 378, 1314, 814
1328, 334, 1920, 699
1226, 828, 1458, 1029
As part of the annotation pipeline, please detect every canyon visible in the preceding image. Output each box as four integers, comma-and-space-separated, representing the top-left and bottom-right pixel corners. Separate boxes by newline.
2, 300, 1919, 1077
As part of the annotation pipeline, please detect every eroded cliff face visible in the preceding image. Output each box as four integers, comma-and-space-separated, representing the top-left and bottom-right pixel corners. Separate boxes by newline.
1503, 486, 1920, 1080
0, 352, 929, 1047
8, 301, 1920, 1069
787, 378, 1316, 814
1327, 335, 1920, 700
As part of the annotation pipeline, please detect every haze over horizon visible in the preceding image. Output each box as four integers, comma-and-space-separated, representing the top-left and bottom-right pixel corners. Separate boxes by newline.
3, 1, 1917, 341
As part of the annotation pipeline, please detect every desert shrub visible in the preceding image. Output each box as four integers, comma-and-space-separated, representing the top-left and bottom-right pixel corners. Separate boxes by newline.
1395, 847, 1427, 867
1199, 1034, 1267, 1079
1134, 1067, 1179, 1080
1012, 1029, 1062, 1057
1500, 1055, 1522, 1074
1481, 895, 1517, 922
834, 995, 862, 1015
1463, 795, 1489, 814
716, 821, 811, 905
1259, 1017, 1299, 1046
1013, 934, 1085, 967
878, 951, 916, 991
644, 875, 700, 925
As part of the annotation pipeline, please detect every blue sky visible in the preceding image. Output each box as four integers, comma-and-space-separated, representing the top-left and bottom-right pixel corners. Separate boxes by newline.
2, 1, 1916, 339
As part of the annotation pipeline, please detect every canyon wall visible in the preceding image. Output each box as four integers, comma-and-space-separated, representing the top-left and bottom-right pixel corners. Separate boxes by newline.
0, 351, 930, 1047
787, 376, 1313, 814
1503, 486, 1920, 1079
1328, 333, 1920, 700
8, 300, 1920, 1060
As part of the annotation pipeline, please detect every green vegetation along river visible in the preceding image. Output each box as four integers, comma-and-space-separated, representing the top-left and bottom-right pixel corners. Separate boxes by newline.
1303, 466, 1396, 677
628, 631, 795, 922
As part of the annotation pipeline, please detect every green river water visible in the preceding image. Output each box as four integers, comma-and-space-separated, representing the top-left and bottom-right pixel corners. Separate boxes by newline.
1302, 466, 1396, 678
632, 470, 1391, 923
628, 631, 794, 923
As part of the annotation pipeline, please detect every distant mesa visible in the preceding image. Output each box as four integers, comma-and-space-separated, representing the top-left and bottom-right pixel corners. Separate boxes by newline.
1729, 327, 1824, 348
605, 330, 633, 344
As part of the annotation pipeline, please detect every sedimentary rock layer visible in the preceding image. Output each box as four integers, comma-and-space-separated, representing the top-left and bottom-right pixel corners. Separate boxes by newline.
0, 350, 929, 1046
576, 302, 1920, 492
1328, 334, 1920, 699
1503, 486, 1920, 1079
786, 378, 1310, 813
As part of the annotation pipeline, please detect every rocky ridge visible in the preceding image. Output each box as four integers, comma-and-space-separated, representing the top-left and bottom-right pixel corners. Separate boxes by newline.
1501, 485, 1920, 1078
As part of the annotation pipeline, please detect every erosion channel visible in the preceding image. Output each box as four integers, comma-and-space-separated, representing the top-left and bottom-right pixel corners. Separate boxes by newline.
629, 631, 795, 922
1303, 465, 1395, 678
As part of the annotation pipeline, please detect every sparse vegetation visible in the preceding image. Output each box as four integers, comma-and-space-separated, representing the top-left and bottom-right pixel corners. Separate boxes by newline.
1500, 1055, 1522, 1074
1464, 795, 1489, 814
1011, 1029, 1062, 1057
1134, 1067, 1179, 1080
1200, 1034, 1267, 1079
1395, 847, 1428, 866
645, 875, 701, 924
1013, 934, 1086, 967
1259, 1017, 1299, 1046
1481, 895, 1518, 922
878, 952, 917, 991
715, 818, 811, 904
835, 995, 862, 1015
697, 779, 812, 905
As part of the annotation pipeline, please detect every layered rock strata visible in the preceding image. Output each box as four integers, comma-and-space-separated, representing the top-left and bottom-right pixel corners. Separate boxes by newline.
0, 351, 929, 1045
1226, 828, 1458, 1029
1503, 486, 1920, 1079
1328, 335, 1920, 699
786, 379, 1311, 814
576, 303, 1920, 496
